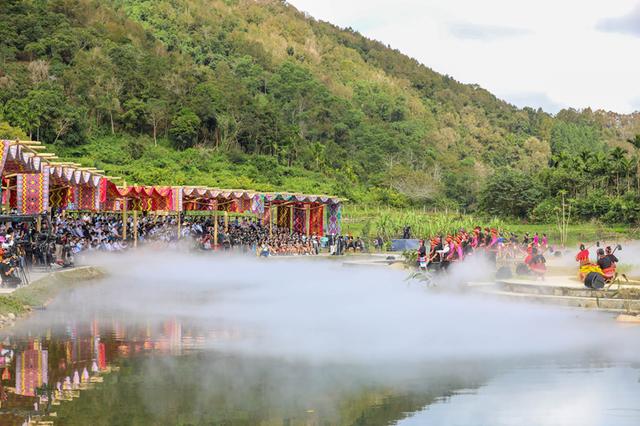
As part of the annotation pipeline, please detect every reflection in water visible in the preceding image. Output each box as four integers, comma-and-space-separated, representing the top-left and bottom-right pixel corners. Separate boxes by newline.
15, 341, 47, 397
400, 366, 640, 426
1, 255, 640, 425
0, 315, 210, 425
0, 313, 491, 426
2, 313, 639, 426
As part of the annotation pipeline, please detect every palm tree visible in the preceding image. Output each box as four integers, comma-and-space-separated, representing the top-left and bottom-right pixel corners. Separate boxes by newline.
579, 150, 593, 171
591, 151, 609, 192
621, 157, 633, 192
549, 151, 569, 168
610, 147, 628, 195
627, 135, 640, 191
578, 151, 594, 194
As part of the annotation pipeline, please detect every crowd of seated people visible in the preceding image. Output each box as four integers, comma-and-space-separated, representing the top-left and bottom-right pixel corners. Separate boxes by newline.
193, 218, 324, 256
0, 211, 367, 286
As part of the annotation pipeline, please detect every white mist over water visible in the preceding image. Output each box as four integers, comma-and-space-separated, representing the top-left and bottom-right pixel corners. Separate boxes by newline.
47, 250, 640, 365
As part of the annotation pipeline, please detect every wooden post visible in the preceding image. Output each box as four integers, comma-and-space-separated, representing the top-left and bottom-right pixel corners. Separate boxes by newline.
289, 205, 293, 233
36, 215, 42, 233
133, 210, 138, 248
305, 204, 311, 238
122, 199, 128, 240
269, 204, 273, 238
214, 212, 219, 249
177, 211, 181, 239
224, 210, 228, 232
3, 182, 9, 213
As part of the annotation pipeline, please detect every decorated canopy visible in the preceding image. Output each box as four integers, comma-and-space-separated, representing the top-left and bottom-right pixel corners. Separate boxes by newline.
0, 139, 343, 234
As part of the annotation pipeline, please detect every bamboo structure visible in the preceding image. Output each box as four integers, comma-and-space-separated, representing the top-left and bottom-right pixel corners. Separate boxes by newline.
214, 213, 219, 248
289, 205, 293, 233
0, 139, 343, 235
122, 200, 128, 240
133, 210, 138, 248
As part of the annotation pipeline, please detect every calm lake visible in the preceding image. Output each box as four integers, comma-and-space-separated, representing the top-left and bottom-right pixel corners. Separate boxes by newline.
1, 255, 640, 425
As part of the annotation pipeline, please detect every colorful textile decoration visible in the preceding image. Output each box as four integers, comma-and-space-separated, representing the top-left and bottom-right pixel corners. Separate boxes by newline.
3, 142, 43, 174
16, 169, 49, 214
49, 186, 70, 210
66, 186, 78, 210
251, 194, 265, 216
276, 205, 291, 229
310, 205, 324, 236
226, 199, 239, 213
293, 205, 306, 234
262, 204, 271, 226
327, 203, 342, 235
110, 186, 175, 212
172, 186, 183, 211
15, 349, 48, 397
98, 343, 106, 370
99, 178, 108, 204
238, 197, 251, 214
103, 181, 123, 211
0, 140, 10, 176
77, 185, 98, 211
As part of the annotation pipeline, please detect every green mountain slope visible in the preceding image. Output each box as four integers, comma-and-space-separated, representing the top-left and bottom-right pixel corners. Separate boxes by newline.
1, 0, 640, 219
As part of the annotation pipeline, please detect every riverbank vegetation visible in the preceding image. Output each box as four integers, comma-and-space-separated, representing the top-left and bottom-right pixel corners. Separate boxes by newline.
1, 0, 640, 230
342, 207, 639, 247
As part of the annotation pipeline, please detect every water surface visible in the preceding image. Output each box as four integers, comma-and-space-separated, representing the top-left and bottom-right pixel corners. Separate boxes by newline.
1, 255, 639, 425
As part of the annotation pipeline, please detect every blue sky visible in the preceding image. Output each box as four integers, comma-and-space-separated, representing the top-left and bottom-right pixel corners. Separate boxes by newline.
288, 0, 640, 114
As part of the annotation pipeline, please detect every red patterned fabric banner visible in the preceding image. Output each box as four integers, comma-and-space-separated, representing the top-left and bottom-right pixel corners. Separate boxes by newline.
99, 178, 108, 204
310, 205, 324, 236
225, 199, 239, 213
77, 185, 97, 211
0, 140, 10, 177
238, 197, 251, 213
16, 169, 49, 214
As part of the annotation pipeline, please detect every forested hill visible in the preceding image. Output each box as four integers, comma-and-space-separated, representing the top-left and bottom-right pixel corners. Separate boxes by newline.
1, 0, 640, 220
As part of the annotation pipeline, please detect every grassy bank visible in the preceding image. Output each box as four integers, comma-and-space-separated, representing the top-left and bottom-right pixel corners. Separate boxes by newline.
341, 206, 639, 247
0, 266, 105, 316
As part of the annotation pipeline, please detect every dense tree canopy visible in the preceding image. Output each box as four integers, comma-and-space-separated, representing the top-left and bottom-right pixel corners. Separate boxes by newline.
1, 0, 640, 221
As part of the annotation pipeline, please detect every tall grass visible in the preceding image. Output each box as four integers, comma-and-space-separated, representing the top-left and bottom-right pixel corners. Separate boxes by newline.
342, 206, 638, 246
343, 206, 505, 240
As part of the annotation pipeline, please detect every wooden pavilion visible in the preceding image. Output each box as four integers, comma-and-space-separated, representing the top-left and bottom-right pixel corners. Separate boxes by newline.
0, 140, 343, 236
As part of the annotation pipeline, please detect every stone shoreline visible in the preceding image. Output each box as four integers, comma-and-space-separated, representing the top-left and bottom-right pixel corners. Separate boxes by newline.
0, 265, 106, 329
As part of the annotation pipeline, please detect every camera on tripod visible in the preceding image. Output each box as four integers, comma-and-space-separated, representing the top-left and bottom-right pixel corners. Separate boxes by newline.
7, 255, 19, 268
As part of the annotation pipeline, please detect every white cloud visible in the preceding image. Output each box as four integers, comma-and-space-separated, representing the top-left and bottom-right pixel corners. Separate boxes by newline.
448, 23, 531, 41
500, 92, 565, 114
597, 4, 640, 37
288, 0, 640, 114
